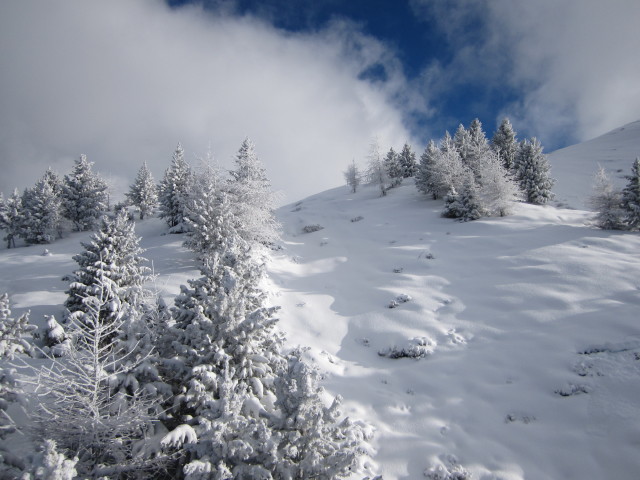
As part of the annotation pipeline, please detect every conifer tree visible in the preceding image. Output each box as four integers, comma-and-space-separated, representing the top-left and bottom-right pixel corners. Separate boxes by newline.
20, 176, 63, 244
227, 137, 280, 245
62, 155, 109, 231
384, 147, 403, 187
442, 186, 463, 219
589, 167, 625, 230
465, 118, 492, 179
0, 189, 23, 248
457, 176, 485, 221
127, 161, 158, 220
492, 118, 518, 171
398, 143, 417, 178
621, 157, 640, 229
515, 138, 555, 205
343, 159, 362, 193
63, 210, 150, 322
416, 140, 439, 198
159, 143, 192, 232
453, 124, 471, 164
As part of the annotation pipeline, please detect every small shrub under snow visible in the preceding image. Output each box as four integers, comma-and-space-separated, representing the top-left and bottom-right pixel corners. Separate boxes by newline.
302, 224, 324, 233
378, 336, 435, 359
388, 293, 412, 308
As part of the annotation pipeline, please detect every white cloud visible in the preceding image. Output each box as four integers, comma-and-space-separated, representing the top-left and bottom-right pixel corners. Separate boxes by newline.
411, 0, 640, 148
0, 0, 417, 203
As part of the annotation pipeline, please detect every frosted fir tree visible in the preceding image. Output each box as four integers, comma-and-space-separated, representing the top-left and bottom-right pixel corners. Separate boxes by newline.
159, 143, 192, 233
492, 118, 518, 170
366, 139, 389, 197
590, 167, 625, 230
398, 142, 417, 178
515, 138, 555, 205
61, 155, 109, 232
343, 159, 362, 193
474, 149, 521, 217
465, 118, 492, 179
453, 124, 471, 164
20, 177, 63, 245
23, 439, 78, 480
30, 284, 166, 478
0, 292, 35, 359
442, 186, 463, 219
621, 157, 640, 230
226, 137, 281, 246
384, 147, 403, 188
126, 161, 158, 220
273, 352, 366, 479
63, 210, 150, 322
0, 189, 23, 248
416, 140, 438, 198
434, 132, 469, 199
457, 175, 485, 221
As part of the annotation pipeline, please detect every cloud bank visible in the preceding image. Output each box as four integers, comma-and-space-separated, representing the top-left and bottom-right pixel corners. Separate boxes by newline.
412, 0, 640, 148
0, 0, 417, 202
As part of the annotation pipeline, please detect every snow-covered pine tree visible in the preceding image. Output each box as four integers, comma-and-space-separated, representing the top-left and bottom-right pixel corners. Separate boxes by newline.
384, 147, 403, 187
416, 140, 439, 198
159, 143, 192, 233
442, 186, 463, 219
0, 293, 35, 359
621, 157, 640, 230
453, 124, 471, 164
0, 190, 23, 248
465, 118, 492, 179
457, 175, 485, 222
589, 167, 625, 230
366, 139, 389, 197
491, 118, 518, 171
127, 161, 158, 220
23, 439, 78, 480
63, 210, 150, 323
227, 137, 281, 246
19, 177, 63, 245
473, 149, 521, 217
343, 159, 362, 193
61, 155, 109, 231
435, 131, 468, 198
515, 138, 555, 205
273, 352, 366, 479
398, 142, 417, 178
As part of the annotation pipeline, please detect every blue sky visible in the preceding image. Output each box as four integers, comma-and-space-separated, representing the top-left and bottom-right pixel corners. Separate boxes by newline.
1, 0, 639, 202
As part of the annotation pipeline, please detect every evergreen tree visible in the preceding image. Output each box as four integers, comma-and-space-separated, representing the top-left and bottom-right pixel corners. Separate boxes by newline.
343, 159, 362, 193
473, 149, 521, 217
62, 155, 109, 232
492, 118, 518, 170
20, 176, 63, 244
127, 161, 158, 220
416, 140, 439, 198
442, 186, 463, 219
397, 143, 417, 178
457, 175, 485, 221
515, 138, 555, 205
159, 143, 192, 233
589, 167, 625, 230
621, 157, 640, 229
0, 190, 23, 248
227, 137, 281, 246
453, 124, 471, 164
435, 132, 468, 199
465, 118, 491, 179
366, 139, 389, 197
63, 210, 150, 323
384, 147, 403, 187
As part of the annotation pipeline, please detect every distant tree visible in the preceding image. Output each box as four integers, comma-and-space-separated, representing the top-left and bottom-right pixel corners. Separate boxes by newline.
343, 159, 362, 193
589, 166, 625, 230
434, 132, 468, 199
492, 118, 518, 170
20, 176, 63, 244
227, 137, 281, 245
621, 157, 640, 229
465, 118, 492, 179
62, 155, 109, 231
159, 143, 192, 233
366, 139, 389, 197
126, 161, 158, 220
0, 189, 23, 248
63, 210, 150, 323
515, 138, 555, 205
453, 124, 471, 164
384, 147, 403, 187
397, 143, 417, 178
416, 140, 439, 198
474, 149, 521, 217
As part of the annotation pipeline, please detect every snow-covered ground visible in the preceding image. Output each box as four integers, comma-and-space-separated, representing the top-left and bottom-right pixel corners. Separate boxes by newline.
2, 122, 640, 479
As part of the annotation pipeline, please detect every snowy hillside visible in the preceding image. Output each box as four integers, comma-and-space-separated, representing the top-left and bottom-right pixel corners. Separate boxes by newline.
269, 182, 640, 479
550, 119, 640, 209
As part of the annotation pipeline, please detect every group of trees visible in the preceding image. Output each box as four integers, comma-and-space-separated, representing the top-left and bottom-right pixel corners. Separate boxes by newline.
1, 138, 366, 479
346, 118, 555, 222
590, 158, 640, 230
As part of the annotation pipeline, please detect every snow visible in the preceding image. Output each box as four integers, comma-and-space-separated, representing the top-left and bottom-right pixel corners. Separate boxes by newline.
1, 122, 640, 478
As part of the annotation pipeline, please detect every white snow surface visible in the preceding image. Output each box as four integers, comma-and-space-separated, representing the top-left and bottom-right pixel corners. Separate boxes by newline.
549, 119, 640, 209
1, 124, 640, 478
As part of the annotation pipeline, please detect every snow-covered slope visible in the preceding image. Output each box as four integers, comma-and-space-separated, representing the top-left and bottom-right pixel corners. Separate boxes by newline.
549, 119, 640, 209
270, 182, 640, 479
